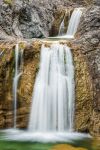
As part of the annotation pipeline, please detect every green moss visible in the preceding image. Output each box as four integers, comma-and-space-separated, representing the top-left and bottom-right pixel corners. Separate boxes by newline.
4, 0, 13, 5
19, 42, 26, 49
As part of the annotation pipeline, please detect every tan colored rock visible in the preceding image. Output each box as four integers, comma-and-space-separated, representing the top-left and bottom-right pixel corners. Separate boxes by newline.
51, 144, 87, 150
72, 44, 93, 133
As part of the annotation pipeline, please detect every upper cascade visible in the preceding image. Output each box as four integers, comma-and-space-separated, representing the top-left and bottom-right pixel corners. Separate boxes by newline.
58, 8, 83, 39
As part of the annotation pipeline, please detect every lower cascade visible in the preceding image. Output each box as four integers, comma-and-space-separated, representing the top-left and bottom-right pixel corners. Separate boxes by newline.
29, 43, 75, 132
2, 42, 91, 143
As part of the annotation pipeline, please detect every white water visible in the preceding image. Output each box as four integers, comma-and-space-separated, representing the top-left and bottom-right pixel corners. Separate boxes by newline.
58, 19, 65, 35
0, 50, 4, 56
58, 8, 83, 38
29, 43, 75, 132
2, 129, 91, 143
13, 44, 23, 128
66, 8, 83, 38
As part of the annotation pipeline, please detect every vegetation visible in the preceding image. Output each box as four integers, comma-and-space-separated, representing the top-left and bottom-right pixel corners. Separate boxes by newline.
0, 141, 53, 150
4, 0, 13, 5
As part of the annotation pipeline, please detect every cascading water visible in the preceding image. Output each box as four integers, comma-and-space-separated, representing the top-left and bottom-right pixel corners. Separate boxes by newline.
13, 44, 23, 128
28, 43, 75, 132
0, 50, 4, 57
2, 7, 91, 142
66, 8, 83, 38
58, 19, 65, 36
58, 8, 83, 38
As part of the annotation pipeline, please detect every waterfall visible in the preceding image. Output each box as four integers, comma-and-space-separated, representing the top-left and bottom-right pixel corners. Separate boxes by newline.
58, 8, 83, 38
0, 50, 4, 57
66, 8, 83, 38
58, 19, 65, 35
13, 44, 23, 128
29, 43, 74, 132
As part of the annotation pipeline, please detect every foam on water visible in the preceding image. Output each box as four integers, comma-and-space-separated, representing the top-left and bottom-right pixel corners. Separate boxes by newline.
1, 129, 91, 143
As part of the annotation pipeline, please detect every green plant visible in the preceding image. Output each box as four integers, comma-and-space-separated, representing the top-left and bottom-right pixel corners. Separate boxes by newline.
4, 0, 13, 5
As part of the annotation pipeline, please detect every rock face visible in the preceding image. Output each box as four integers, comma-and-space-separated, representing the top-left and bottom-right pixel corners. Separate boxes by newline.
75, 5, 100, 136
0, 42, 15, 128
76, 6, 100, 135
72, 44, 93, 134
